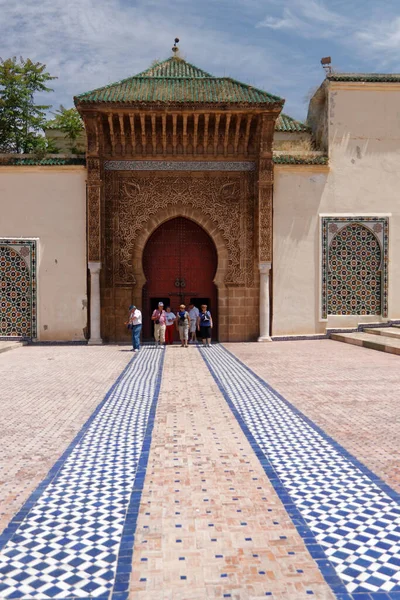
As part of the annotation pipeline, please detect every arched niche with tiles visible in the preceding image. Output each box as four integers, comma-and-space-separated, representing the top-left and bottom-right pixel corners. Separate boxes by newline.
321, 217, 389, 319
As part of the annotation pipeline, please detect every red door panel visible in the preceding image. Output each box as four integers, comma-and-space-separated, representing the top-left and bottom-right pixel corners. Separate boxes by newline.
142, 217, 218, 339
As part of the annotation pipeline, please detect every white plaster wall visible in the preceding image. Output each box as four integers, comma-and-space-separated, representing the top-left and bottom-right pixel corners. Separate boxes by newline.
0, 167, 87, 340
273, 84, 400, 335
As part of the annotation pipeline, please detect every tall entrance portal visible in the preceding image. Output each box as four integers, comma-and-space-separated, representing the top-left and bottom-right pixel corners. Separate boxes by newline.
142, 217, 218, 340
77, 51, 282, 343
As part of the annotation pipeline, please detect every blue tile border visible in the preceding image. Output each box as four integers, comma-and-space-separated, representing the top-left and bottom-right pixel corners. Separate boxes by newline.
199, 344, 400, 599
217, 344, 400, 506
110, 351, 164, 599
0, 350, 165, 600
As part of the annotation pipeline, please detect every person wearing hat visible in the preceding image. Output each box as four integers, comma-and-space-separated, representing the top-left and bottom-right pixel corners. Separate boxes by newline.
127, 304, 142, 352
151, 301, 167, 348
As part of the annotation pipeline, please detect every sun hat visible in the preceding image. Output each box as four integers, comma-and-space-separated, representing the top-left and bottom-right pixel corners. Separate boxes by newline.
158, 301, 164, 306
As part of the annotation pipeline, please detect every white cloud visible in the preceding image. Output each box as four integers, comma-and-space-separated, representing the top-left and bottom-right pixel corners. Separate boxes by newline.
355, 16, 400, 53
258, 0, 346, 37
0, 0, 308, 113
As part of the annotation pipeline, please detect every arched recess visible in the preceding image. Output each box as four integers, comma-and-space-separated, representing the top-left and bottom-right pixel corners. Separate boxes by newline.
131, 203, 230, 340
327, 223, 382, 315
0, 243, 35, 338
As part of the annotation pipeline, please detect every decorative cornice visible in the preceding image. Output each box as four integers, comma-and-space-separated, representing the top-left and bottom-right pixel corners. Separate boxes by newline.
104, 160, 256, 171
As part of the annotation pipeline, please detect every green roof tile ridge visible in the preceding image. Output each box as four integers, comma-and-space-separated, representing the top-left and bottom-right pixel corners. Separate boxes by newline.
328, 72, 400, 82
273, 154, 328, 165
76, 57, 212, 100
135, 56, 213, 78
276, 113, 309, 132
75, 56, 284, 105
0, 157, 86, 166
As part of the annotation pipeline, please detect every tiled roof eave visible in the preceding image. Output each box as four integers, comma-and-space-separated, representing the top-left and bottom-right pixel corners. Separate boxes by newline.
0, 157, 86, 166
273, 154, 328, 165
328, 73, 400, 83
74, 99, 284, 110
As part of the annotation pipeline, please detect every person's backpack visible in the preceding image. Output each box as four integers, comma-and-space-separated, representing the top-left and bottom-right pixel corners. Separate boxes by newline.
200, 311, 211, 324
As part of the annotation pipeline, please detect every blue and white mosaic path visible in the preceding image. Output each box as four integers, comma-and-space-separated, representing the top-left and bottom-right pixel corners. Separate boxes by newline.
200, 345, 400, 598
0, 347, 163, 599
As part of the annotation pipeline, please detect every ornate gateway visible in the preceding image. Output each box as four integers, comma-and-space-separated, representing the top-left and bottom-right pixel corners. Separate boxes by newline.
75, 48, 284, 342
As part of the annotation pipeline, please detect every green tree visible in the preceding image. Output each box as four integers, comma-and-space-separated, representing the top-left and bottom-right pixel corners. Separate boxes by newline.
0, 57, 56, 153
50, 105, 84, 153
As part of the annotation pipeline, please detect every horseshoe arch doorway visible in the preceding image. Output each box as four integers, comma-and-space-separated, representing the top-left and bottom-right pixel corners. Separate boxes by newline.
142, 217, 218, 340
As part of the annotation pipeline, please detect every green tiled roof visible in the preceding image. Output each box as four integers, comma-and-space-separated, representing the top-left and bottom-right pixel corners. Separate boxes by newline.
275, 113, 309, 132
273, 154, 328, 165
75, 57, 284, 106
0, 157, 86, 166
135, 59, 213, 79
328, 73, 400, 83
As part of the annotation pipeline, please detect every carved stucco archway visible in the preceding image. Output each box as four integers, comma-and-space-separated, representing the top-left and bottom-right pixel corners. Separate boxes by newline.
132, 203, 229, 290
102, 170, 259, 342
131, 204, 230, 341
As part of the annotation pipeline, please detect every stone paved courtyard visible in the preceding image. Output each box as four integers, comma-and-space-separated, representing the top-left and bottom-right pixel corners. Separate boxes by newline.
0, 341, 398, 600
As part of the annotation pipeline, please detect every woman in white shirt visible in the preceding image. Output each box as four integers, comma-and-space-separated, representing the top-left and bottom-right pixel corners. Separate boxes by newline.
165, 306, 176, 345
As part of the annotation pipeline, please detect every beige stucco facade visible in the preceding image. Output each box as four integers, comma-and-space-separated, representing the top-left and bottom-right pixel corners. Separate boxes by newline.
1, 76, 400, 341
0, 167, 87, 340
272, 80, 400, 336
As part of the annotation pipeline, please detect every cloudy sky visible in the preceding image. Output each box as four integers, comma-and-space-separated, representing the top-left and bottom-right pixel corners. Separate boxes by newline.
1, 0, 399, 121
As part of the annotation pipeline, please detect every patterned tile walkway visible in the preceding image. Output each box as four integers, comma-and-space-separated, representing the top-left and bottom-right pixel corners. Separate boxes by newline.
129, 346, 333, 600
0, 348, 163, 599
0, 346, 131, 535
0, 343, 399, 600
225, 341, 400, 493
200, 345, 400, 598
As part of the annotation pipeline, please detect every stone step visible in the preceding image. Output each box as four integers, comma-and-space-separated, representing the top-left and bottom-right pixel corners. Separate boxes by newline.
330, 332, 400, 356
0, 341, 26, 355
364, 327, 400, 339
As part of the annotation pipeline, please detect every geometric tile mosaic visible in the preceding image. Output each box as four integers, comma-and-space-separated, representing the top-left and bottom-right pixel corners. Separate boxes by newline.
200, 344, 400, 596
0, 239, 37, 338
321, 217, 389, 319
0, 347, 164, 599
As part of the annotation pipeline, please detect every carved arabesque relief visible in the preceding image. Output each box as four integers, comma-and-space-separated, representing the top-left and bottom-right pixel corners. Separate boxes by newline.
87, 157, 102, 262
104, 172, 256, 287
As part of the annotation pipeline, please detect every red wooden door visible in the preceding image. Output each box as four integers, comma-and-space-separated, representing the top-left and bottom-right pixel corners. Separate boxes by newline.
142, 218, 218, 339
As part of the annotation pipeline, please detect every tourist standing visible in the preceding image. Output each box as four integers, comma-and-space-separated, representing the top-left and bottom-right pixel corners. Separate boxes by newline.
165, 306, 176, 345
127, 304, 142, 352
176, 304, 190, 348
197, 304, 213, 347
188, 303, 199, 344
152, 302, 166, 348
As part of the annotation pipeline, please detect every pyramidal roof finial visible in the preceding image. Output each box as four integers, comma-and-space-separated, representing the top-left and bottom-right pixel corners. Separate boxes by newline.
172, 37, 180, 57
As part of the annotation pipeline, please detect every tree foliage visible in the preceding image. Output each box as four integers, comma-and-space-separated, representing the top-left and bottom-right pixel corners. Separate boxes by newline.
50, 105, 84, 153
0, 57, 56, 153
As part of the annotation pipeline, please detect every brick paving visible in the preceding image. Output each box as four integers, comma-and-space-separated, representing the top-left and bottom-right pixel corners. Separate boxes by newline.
225, 340, 400, 493
129, 347, 334, 600
0, 341, 398, 599
0, 345, 131, 534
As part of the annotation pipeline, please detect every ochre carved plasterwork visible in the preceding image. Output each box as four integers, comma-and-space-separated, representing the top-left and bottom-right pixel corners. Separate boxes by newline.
104, 171, 255, 287
87, 158, 102, 262
257, 115, 275, 262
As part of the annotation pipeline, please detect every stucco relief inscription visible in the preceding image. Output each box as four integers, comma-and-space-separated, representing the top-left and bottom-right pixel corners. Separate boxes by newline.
104, 172, 255, 287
